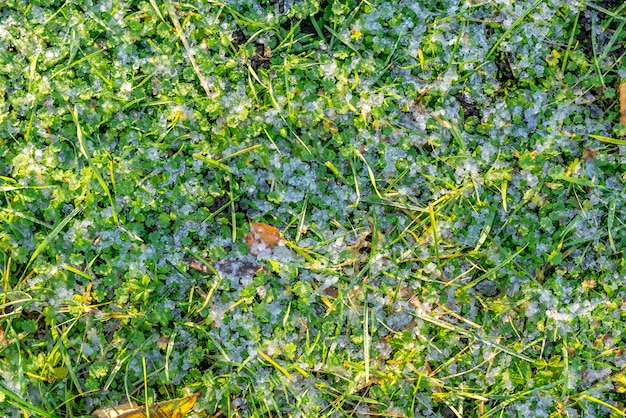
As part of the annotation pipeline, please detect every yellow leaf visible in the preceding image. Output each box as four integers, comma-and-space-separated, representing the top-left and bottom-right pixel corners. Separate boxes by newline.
92, 392, 200, 418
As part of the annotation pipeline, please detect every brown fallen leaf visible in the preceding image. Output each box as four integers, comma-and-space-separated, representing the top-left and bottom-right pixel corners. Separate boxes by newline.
583, 148, 598, 162
92, 392, 200, 418
214, 259, 263, 278
621, 82, 626, 126
245, 222, 280, 257
182, 257, 262, 279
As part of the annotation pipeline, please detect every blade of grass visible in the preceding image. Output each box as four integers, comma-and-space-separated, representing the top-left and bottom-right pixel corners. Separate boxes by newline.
0, 383, 54, 418
607, 197, 617, 252
353, 147, 382, 199
283, 240, 318, 264
589, 17, 606, 88
459, 244, 528, 292
52, 49, 104, 79
164, 0, 214, 99
61, 264, 93, 282
586, 1, 626, 23
192, 153, 232, 172
52, 389, 99, 415
257, 348, 292, 380
266, 76, 312, 155
485, 0, 543, 61
142, 351, 151, 418
1, 257, 10, 305
0, 295, 32, 319
185, 321, 231, 362
579, 394, 626, 416
560, 9, 581, 74
163, 331, 177, 384
68, 105, 119, 222
348, 159, 361, 208
18, 204, 84, 283
103, 346, 131, 391
184, 249, 223, 316
325, 161, 349, 184
501, 180, 508, 213
296, 193, 308, 242
482, 381, 563, 417
221, 144, 263, 161
263, 128, 283, 156
561, 342, 570, 401
363, 285, 370, 384
0, 184, 53, 192
370, 29, 404, 87
549, 171, 606, 190
590, 134, 626, 145
58, 339, 84, 395
309, 16, 326, 42
413, 312, 537, 363
148, 0, 165, 21
428, 203, 441, 268
323, 25, 362, 58
473, 210, 496, 252
328, 0, 363, 52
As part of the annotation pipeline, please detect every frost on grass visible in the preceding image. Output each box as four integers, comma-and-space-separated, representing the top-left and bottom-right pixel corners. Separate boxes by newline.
2, 0, 626, 416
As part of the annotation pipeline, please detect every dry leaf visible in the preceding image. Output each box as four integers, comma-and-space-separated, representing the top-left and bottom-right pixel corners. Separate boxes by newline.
245, 222, 280, 257
182, 257, 262, 280
92, 402, 138, 418
583, 148, 598, 162
214, 259, 262, 278
322, 286, 338, 298
92, 392, 200, 418
620, 82, 626, 126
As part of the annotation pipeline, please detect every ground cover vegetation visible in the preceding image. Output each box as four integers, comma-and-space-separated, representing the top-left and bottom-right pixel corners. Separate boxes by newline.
1, 0, 626, 416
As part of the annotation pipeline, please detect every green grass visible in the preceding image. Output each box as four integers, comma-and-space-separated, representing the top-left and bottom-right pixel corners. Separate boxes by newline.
2, 0, 626, 417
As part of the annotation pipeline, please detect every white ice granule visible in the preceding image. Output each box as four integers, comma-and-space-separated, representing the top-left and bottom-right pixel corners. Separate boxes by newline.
582, 366, 612, 387
269, 243, 297, 263
546, 309, 573, 323
49, 285, 74, 309
458, 158, 480, 181
120, 80, 132, 93
538, 288, 557, 309
423, 262, 437, 275
437, 70, 458, 94
521, 170, 538, 187
266, 301, 283, 323
480, 142, 497, 161
320, 61, 337, 78
317, 275, 338, 294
